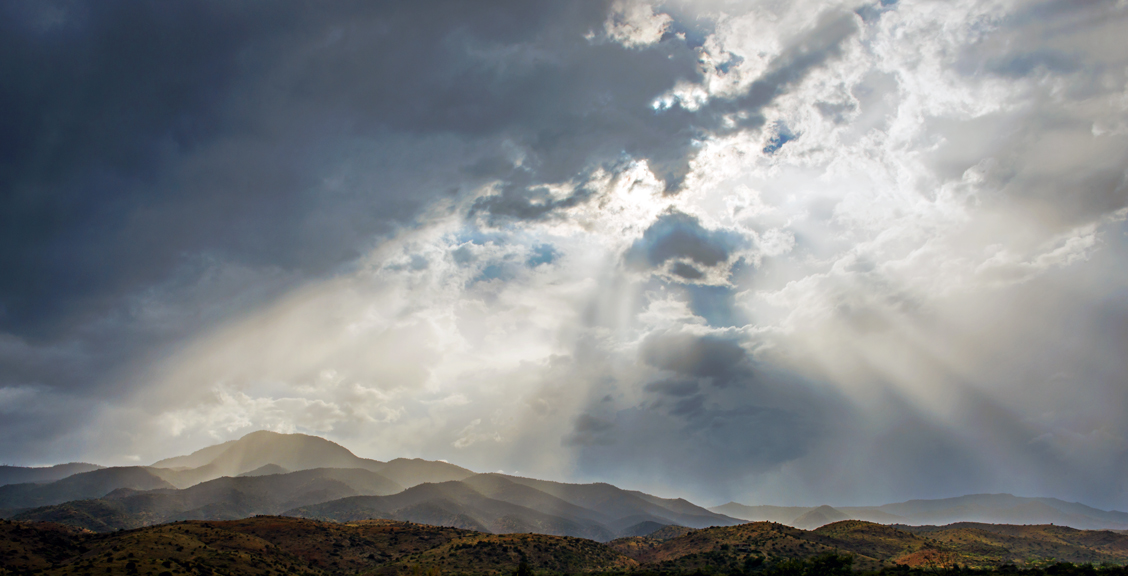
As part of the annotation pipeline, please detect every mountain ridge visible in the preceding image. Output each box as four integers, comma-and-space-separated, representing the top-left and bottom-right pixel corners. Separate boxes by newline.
3, 431, 1127, 541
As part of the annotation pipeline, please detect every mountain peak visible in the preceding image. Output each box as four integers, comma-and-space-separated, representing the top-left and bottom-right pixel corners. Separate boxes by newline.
168, 431, 366, 478
792, 505, 848, 529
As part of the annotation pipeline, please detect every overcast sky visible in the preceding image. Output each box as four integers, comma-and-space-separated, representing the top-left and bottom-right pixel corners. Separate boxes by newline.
2, 0, 1128, 509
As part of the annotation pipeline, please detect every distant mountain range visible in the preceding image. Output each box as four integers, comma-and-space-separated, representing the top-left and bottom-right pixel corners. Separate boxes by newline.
0, 431, 738, 539
712, 495, 1128, 531
0, 463, 103, 486
1, 430, 1126, 540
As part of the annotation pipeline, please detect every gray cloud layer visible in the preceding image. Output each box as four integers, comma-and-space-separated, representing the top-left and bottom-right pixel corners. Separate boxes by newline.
2, 0, 1128, 511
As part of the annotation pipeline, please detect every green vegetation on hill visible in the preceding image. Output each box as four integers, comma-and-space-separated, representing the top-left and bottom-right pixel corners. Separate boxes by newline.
3, 517, 1128, 576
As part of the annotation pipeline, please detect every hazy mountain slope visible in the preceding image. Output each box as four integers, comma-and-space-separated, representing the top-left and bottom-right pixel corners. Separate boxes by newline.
619, 520, 670, 538
1031, 498, 1128, 526
627, 490, 743, 526
793, 505, 850, 529
836, 507, 909, 524
869, 494, 1128, 530
371, 457, 475, 487
177, 430, 366, 478
497, 475, 739, 529
237, 463, 290, 477
717, 495, 1128, 531
461, 474, 613, 525
11, 467, 403, 531
286, 480, 616, 541
0, 467, 173, 511
0, 463, 104, 487
708, 503, 813, 524
147, 431, 473, 489
150, 438, 239, 469
292, 472, 735, 540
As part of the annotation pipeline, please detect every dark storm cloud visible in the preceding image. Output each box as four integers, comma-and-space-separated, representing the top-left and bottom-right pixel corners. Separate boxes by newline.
473, 6, 863, 218
563, 413, 615, 447
643, 378, 700, 397
1, 0, 860, 347
570, 366, 841, 495
0, 0, 630, 340
639, 330, 750, 387
625, 211, 745, 270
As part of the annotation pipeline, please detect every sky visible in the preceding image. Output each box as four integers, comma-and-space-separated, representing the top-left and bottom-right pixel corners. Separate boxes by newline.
2, 0, 1128, 510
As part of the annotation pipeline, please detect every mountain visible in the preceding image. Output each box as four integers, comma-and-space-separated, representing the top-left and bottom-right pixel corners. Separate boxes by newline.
872, 494, 1128, 529
0, 463, 103, 487
0, 466, 173, 512
237, 463, 289, 477
287, 473, 741, 542
375, 457, 477, 488
710, 503, 813, 524
11, 467, 404, 531
148, 430, 475, 488
792, 505, 850, 529
288, 479, 611, 540
495, 475, 741, 530
713, 494, 1128, 531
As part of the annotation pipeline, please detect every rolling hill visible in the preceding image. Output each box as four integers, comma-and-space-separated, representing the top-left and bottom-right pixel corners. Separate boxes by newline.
0, 516, 636, 576
4, 516, 1128, 575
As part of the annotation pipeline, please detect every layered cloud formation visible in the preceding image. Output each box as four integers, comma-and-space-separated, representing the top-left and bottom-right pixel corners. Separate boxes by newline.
2, 0, 1127, 509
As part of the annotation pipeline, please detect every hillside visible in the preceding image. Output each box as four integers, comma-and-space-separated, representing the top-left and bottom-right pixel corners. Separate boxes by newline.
0, 516, 636, 576
609, 520, 1128, 571
894, 523, 1128, 566
5, 517, 1128, 575
612, 520, 893, 572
